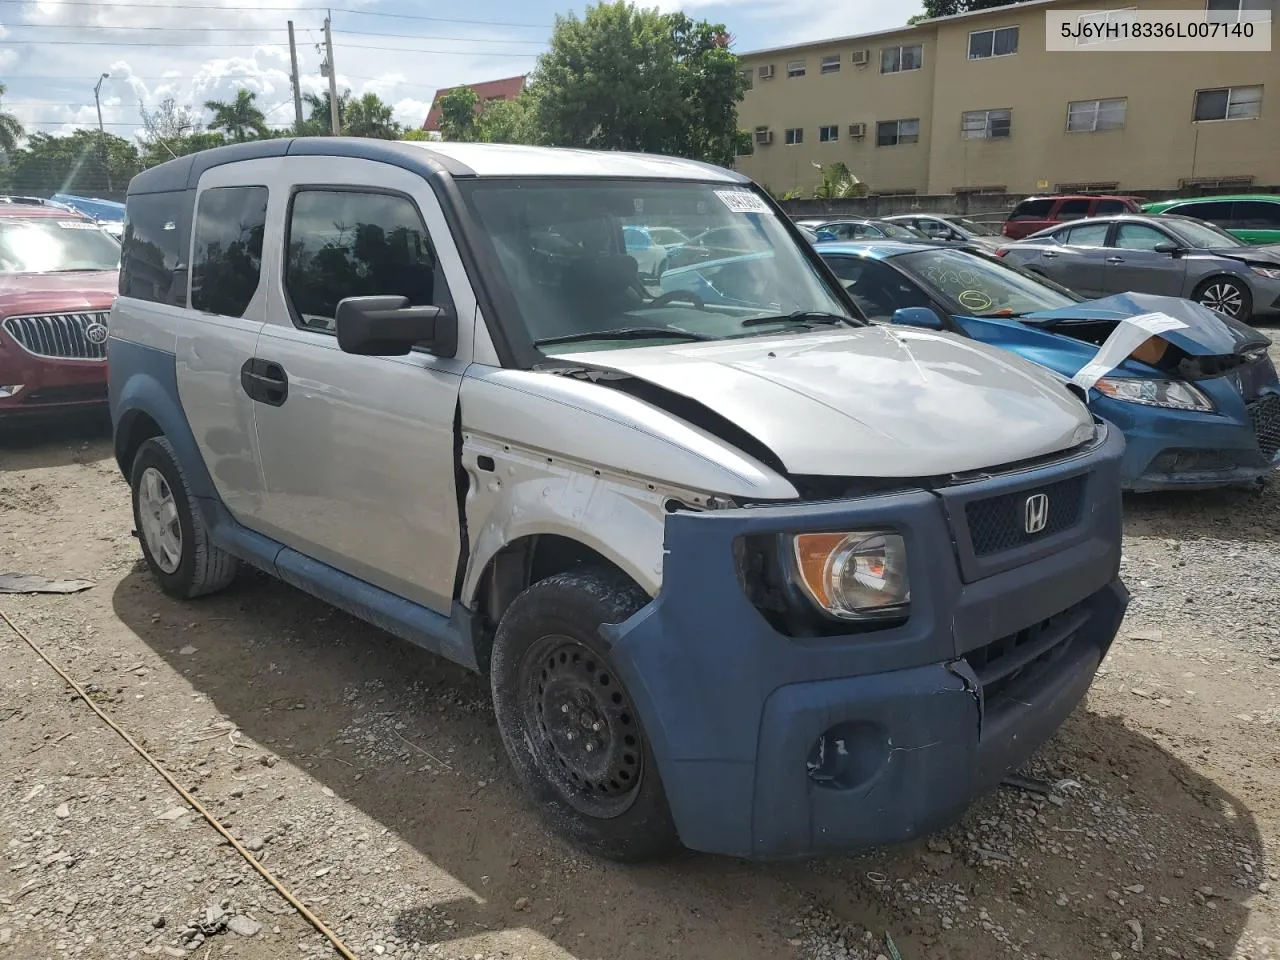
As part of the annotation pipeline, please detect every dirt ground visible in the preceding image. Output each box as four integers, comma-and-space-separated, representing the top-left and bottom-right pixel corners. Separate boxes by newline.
1, 407, 1278, 960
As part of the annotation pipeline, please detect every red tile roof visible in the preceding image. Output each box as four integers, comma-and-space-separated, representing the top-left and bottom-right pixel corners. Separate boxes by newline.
423, 75, 527, 131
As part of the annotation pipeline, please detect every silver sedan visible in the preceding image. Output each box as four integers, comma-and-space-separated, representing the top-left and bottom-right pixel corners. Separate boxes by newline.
996, 214, 1280, 321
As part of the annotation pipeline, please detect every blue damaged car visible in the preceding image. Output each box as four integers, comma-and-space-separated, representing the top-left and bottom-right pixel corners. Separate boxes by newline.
803, 242, 1280, 492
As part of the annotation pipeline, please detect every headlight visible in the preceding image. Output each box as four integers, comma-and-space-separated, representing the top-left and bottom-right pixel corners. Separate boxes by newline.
1093, 377, 1215, 411
791, 531, 910, 619
1250, 265, 1280, 280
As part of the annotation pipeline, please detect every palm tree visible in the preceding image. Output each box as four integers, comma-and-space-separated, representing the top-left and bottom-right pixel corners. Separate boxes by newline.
300, 89, 350, 135
345, 92, 401, 140
0, 83, 25, 154
203, 88, 268, 142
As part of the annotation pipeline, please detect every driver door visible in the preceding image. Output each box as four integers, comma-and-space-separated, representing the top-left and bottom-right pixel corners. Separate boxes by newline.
1102, 222, 1187, 297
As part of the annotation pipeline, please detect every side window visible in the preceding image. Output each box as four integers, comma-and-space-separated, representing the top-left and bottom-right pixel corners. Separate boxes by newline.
840, 257, 932, 322
190, 186, 268, 318
1231, 201, 1280, 229
1168, 200, 1227, 224
1114, 223, 1171, 251
284, 190, 450, 334
1094, 200, 1128, 215
1063, 222, 1110, 246
1055, 198, 1091, 220
1010, 199, 1053, 220
121, 190, 192, 306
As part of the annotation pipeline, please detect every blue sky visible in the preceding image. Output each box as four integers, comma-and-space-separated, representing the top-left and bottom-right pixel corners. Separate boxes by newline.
0, 0, 924, 139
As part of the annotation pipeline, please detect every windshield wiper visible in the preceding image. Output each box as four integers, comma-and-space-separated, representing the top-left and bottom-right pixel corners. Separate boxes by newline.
740, 310, 855, 329
534, 326, 715, 347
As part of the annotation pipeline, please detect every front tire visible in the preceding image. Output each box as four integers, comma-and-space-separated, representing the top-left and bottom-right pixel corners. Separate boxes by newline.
130, 436, 238, 600
1193, 276, 1253, 322
490, 568, 679, 862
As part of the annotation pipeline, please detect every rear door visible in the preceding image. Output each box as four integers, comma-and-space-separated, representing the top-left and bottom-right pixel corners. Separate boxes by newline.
1052, 198, 1092, 225
1037, 221, 1111, 296
1102, 221, 1187, 297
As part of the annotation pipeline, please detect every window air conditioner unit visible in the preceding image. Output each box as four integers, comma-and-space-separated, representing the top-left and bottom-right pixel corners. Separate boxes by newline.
849, 122, 867, 138
755, 129, 774, 145
758, 64, 775, 79
850, 49, 870, 66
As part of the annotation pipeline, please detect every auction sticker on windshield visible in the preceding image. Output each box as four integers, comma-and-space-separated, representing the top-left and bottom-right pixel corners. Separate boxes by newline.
715, 190, 773, 214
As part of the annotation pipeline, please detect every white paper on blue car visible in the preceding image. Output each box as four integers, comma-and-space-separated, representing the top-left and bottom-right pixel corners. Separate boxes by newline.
1071, 311, 1189, 391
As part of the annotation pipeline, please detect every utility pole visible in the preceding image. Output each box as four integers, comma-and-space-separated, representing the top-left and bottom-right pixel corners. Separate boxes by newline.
94, 73, 111, 191
323, 13, 340, 136
287, 21, 304, 134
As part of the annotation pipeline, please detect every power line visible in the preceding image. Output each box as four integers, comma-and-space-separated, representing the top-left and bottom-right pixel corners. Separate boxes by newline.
0, 38, 540, 55
1, 22, 547, 44
0, 0, 551, 29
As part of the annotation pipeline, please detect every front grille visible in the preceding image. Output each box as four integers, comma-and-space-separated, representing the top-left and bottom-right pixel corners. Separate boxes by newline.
964, 601, 1090, 708
1, 312, 109, 360
1248, 395, 1280, 460
964, 474, 1086, 558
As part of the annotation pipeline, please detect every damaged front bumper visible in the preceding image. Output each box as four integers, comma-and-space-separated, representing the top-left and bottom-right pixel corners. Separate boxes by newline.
601, 424, 1128, 860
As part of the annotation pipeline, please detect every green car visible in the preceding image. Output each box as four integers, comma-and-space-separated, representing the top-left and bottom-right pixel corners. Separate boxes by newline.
1142, 194, 1280, 245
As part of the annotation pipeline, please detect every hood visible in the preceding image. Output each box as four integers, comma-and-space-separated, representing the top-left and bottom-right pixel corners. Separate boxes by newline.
1207, 243, 1280, 265
0, 270, 118, 316
1019, 292, 1269, 356
552, 326, 1093, 478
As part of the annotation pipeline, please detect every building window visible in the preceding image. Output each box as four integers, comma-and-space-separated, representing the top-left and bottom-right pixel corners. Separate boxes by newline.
1067, 97, 1127, 131
819, 124, 840, 142
880, 43, 923, 73
191, 186, 268, 319
785, 127, 804, 145
787, 59, 806, 78
821, 54, 841, 74
968, 26, 1019, 59
961, 108, 1012, 139
1075, 7, 1137, 45
1194, 85, 1263, 121
876, 118, 920, 146
740, 68, 753, 90
1207, 0, 1272, 23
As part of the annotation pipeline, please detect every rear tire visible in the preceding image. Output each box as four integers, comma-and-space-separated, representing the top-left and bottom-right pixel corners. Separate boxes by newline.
490, 567, 679, 862
1193, 276, 1253, 322
130, 436, 238, 600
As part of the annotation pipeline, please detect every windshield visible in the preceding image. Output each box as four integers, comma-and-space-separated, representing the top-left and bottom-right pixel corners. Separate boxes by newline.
895, 246, 1079, 316
946, 217, 999, 237
0, 218, 121, 273
875, 221, 928, 240
461, 179, 855, 353
1164, 217, 1244, 249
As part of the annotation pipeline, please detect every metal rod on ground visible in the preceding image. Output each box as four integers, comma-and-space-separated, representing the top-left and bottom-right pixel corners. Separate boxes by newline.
287, 20, 304, 135
324, 12, 340, 136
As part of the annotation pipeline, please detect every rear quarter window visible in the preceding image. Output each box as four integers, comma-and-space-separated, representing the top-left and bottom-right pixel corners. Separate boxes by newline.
121, 190, 194, 306
1010, 199, 1054, 220
1166, 200, 1229, 224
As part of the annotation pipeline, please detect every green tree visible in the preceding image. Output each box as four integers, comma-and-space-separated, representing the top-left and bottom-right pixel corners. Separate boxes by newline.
474, 95, 539, 144
813, 162, 866, 199
300, 89, 351, 136
344, 92, 400, 139
529, 2, 747, 165
437, 86, 480, 141
203, 88, 268, 142
918, 0, 1036, 20
0, 83, 24, 154
401, 128, 430, 141
139, 131, 227, 168
7, 130, 142, 195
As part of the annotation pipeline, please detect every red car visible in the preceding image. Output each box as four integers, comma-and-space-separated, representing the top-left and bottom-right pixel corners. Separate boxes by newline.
1001, 194, 1146, 240
0, 201, 120, 419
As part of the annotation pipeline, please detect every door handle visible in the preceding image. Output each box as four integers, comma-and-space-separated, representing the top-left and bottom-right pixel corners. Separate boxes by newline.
1042, 251, 1059, 259
239, 359, 289, 407
1105, 256, 1125, 264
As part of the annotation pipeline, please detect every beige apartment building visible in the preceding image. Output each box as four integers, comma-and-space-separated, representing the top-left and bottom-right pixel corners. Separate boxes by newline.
734, 0, 1279, 198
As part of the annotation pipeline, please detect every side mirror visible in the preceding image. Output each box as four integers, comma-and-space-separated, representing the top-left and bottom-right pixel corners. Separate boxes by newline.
891, 306, 945, 330
1153, 241, 1182, 255
335, 295, 457, 357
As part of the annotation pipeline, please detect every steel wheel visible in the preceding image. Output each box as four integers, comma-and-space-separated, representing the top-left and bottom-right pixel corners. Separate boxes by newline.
137, 466, 182, 574
518, 634, 644, 819
1198, 280, 1246, 318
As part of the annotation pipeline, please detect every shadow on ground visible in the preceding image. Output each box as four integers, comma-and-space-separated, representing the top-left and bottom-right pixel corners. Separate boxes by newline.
0, 411, 112, 471
111, 565, 1265, 960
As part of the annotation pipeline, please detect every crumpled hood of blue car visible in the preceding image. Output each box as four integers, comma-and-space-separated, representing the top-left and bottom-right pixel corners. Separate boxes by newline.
1019, 292, 1271, 357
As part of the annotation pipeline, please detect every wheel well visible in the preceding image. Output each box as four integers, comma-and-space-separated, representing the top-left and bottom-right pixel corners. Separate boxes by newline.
115, 411, 163, 479
1193, 273, 1247, 293
473, 535, 632, 669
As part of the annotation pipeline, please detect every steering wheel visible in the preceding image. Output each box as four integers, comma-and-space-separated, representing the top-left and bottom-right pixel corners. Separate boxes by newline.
640, 290, 706, 310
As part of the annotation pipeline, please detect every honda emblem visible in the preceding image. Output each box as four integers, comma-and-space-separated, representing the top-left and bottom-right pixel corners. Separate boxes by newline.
1024, 493, 1049, 535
